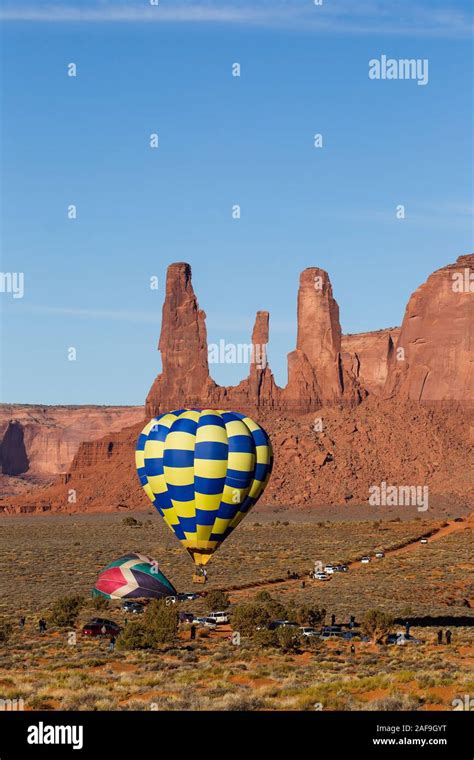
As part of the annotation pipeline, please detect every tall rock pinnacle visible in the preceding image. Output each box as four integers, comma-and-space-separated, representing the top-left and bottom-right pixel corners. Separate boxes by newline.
145, 263, 216, 416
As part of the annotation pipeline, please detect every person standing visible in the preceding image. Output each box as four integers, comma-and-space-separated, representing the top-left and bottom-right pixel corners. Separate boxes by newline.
446, 629, 452, 645
108, 635, 116, 652
190, 624, 196, 641
19, 616, 25, 630
437, 629, 443, 645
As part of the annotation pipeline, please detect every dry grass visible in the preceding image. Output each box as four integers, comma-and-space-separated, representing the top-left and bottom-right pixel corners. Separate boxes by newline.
0, 511, 472, 711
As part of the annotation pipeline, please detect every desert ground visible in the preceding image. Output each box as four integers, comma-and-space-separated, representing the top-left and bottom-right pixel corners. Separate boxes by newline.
0, 509, 472, 711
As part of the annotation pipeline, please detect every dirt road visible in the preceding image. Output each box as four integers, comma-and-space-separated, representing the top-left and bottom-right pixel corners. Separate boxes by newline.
225, 514, 473, 599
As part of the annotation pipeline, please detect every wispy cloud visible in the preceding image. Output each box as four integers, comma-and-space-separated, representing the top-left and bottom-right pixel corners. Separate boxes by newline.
1, 0, 472, 38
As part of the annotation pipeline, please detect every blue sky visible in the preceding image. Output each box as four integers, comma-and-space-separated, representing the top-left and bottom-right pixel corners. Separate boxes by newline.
1, 0, 472, 404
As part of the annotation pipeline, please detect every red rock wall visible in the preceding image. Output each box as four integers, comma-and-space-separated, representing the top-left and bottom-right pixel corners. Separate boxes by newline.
384, 255, 473, 402
342, 328, 400, 396
0, 405, 144, 477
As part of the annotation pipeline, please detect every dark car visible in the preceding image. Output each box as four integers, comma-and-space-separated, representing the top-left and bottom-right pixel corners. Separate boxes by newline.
320, 625, 345, 638
82, 618, 121, 637
179, 611, 195, 624
268, 620, 299, 631
122, 601, 144, 614
177, 593, 201, 602
333, 564, 349, 573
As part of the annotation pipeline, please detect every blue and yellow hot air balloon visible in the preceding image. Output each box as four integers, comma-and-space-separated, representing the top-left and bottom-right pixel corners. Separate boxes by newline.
135, 409, 273, 568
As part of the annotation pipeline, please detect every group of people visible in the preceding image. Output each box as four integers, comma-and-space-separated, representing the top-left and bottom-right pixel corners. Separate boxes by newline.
19, 616, 47, 633
437, 629, 452, 645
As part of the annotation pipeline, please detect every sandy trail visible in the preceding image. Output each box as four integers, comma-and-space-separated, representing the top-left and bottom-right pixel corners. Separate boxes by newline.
225, 514, 473, 599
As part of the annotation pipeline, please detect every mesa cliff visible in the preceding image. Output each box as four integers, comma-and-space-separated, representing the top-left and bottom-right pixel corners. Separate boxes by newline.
1, 253, 472, 514
384, 255, 473, 402
0, 406, 144, 496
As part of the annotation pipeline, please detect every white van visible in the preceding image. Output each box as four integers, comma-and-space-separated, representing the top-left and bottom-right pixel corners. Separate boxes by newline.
208, 611, 230, 624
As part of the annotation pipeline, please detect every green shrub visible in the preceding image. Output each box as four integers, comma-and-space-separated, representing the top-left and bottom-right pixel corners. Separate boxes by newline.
117, 621, 147, 651
362, 609, 394, 644
277, 626, 299, 650
91, 596, 110, 611
294, 605, 326, 627
254, 591, 273, 604
253, 629, 279, 648
232, 603, 270, 637
49, 595, 84, 628
205, 590, 230, 611
144, 599, 178, 645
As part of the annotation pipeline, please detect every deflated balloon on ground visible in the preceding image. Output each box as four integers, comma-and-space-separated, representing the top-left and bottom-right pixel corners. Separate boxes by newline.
93, 552, 177, 600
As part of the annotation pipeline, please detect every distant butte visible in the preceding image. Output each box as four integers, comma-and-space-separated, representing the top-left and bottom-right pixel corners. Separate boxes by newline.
1, 253, 472, 512
146, 254, 473, 415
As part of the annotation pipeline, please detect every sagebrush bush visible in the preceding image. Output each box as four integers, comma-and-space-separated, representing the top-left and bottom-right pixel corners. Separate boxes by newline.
205, 590, 230, 611
49, 595, 84, 628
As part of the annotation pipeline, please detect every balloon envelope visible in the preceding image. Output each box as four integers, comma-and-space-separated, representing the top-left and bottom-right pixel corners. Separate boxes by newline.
94, 552, 176, 600
135, 409, 273, 566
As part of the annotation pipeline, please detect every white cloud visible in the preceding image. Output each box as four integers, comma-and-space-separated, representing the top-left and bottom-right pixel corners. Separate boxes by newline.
0, 0, 472, 38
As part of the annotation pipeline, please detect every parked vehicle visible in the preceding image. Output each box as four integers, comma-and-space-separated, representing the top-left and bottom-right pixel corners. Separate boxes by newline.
82, 618, 121, 637
361, 556, 371, 564
177, 592, 201, 601
321, 625, 343, 634
333, 564, 348, 573
420, 537, 428, 544
375, 551, 385, 559
314, 571, 331, 581
122, 601, 144, 614
208, 611, 230, 625
320, 629, 345, 639
179, 611, 195, 624
165, 595, 177, 604
324, 564, 335, 574
386, 633, 421, 646
300, 627, 319, 637
192, 616, 216, 629
268, 620, 299, 630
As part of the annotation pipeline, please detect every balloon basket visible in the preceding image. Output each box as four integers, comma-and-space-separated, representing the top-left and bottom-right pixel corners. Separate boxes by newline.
192, 574, 207, 584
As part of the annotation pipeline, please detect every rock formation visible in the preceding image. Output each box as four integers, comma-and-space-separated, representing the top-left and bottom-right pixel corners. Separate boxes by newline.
146, 262, 216, 415
146, 263, 362, 416
0, 421, 29, 476
342, 328, 400, 395
384, 255, 473, 402
0, 405, 144, 480
2, 253, 472, 513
